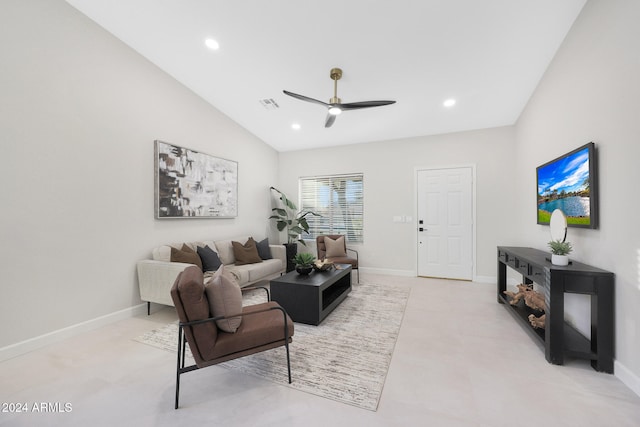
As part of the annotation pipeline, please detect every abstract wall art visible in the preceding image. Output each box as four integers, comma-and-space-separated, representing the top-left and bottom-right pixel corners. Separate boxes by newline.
155, 140, 238, 218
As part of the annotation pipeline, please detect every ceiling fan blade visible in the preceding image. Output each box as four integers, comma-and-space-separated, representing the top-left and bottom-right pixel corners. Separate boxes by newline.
339, 100, 396, 110
283, 90, 329, 107
324, 113, 337, 128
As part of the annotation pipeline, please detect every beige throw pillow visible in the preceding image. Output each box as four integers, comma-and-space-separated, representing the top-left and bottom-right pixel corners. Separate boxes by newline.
204, 265, 242, 333
324, 236, 347, 257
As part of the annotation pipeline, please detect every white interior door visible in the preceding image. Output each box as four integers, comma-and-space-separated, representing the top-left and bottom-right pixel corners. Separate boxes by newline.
417, 167, 473, 280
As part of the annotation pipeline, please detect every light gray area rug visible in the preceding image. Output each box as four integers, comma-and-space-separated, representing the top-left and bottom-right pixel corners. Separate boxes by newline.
135, 281, 410, 411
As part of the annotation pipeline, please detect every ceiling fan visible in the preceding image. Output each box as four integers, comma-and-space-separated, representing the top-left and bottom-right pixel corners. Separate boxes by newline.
283, 68, 396, 128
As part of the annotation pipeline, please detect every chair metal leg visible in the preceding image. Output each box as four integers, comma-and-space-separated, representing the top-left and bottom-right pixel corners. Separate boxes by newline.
174, 325, 182, 409
285, 342, 292, 384
283, 310, 291, 384
147, 301, 151, 316
175, 326, 199, 408
276, 306, 292, 384
175, 325, 183, 409
174, 325, 201, 409
181, 335, 187, 369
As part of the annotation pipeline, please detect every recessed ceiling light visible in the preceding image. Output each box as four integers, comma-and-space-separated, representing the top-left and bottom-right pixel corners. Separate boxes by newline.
291, 123, 301, 130
443, 99, 456, 108
205, 38, 219, 50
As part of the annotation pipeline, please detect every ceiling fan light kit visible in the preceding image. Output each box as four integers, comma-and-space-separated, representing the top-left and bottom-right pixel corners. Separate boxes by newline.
283, 67, 396, 128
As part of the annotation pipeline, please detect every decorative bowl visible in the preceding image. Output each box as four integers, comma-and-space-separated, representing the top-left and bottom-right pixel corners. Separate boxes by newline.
313, 260, 334, 271
295, 265, 313, 275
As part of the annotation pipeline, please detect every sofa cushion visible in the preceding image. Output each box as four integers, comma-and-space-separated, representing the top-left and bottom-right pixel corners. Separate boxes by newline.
194, 241, 215, 250
155, 241, 214, 262
223, 265, 249, 285
212, 301, 294, 359
324, 235, 347, 258
153, 243, 183, 262
204, 265, 242, 333
152, 245, 172, 262
232, 238, 263, 265
245, 259, 285, 282
224, 259, 282, 284
256, 238, 273, 260
213, 238, 242, 265
171, 244, 203, 271
197, 245, 222, 272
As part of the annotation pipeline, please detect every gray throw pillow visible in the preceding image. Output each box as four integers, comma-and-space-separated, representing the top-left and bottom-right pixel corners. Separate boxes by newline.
256, 237, 273, 260
197, 245, 222, 272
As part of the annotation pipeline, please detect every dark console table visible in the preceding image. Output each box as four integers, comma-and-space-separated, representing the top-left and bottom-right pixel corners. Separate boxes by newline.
497, 246, 614, 373
270, 265, 352, 325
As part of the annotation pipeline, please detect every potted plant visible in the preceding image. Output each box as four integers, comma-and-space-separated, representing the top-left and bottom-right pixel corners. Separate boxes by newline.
548, 239, 573, 266
292, 252, 315, 275
269, 186, 320, 271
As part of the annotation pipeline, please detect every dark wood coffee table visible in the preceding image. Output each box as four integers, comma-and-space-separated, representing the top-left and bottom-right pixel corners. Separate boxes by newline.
270, 265, 352, 325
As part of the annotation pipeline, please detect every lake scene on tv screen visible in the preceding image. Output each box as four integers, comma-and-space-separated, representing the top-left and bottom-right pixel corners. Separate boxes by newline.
537, 146, 591, 226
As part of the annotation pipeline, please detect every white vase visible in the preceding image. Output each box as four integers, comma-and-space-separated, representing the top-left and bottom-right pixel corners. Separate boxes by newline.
551, 254, 569, 266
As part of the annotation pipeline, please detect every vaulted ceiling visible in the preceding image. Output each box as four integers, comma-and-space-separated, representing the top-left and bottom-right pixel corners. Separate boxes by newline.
66, 0, 586, 151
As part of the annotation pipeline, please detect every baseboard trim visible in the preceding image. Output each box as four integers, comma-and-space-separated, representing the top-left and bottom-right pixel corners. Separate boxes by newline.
362, 270, 500, 284
615, 360, 640, 398
474, 275, 495, 284
0, 303, 147, 363
359, 267, 415, 277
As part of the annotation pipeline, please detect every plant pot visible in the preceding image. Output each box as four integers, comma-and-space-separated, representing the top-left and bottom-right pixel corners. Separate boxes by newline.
295, 265, 313, 275
284, 243, 297, 273
551, 254, 569, 266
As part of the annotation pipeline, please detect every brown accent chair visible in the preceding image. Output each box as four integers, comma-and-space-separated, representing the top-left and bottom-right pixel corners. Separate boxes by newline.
316, 235, 359, 283
170, 266, 294, 409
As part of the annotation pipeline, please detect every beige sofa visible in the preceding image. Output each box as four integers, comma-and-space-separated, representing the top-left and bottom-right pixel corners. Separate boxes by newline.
137, 236, 285, 312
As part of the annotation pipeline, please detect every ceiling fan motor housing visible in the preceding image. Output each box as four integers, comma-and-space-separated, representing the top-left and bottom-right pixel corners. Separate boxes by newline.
283, 66, 395, 128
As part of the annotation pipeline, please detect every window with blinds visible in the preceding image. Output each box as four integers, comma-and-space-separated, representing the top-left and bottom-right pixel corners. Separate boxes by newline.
299, 174, 364, 243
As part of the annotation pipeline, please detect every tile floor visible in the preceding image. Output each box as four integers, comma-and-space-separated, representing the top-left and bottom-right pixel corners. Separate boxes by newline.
1, 274, 639, 426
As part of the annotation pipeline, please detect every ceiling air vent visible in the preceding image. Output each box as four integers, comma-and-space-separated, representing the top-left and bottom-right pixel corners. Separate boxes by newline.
259, 98, 280, 110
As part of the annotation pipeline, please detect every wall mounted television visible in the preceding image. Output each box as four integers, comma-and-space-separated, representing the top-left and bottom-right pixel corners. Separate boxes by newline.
536, 142, 598, 228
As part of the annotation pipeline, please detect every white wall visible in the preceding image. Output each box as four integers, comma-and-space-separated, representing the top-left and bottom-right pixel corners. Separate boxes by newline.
514, 0, 640, 386
0, 0, 279, 349
278, 126, 517, 279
